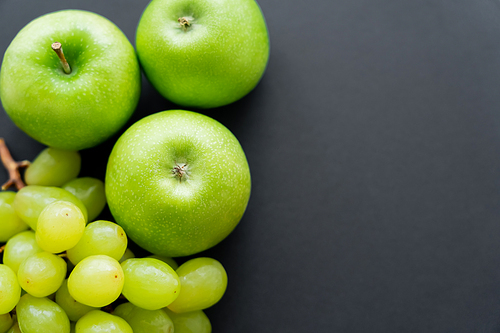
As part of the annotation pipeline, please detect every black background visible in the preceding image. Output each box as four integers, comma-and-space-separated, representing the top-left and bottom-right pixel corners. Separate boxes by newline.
2, 0, 500, 332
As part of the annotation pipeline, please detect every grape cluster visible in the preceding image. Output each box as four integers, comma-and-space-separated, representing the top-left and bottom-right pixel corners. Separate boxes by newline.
0, 147, 226, 332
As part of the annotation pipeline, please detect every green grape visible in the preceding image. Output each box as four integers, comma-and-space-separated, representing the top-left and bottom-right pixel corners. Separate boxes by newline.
13, 186, 88, 230
0, 192, 29, 242
55, 279, 98, 322
5, 322, 21, 333
36, 201, 86, 253
68, 255, 124, 307
17, 252, 66, 297
3, 231, 43, 274
119, 248, 135, 263
163, 308, 212, 333
62, 177, 106, 222
147, 255, 178, 270
115, 302, 174, 333
75, 310, 132, 333
121, 258, 180, 310
16, 294, 70, 333
167, 258, 228, 313
0, 264, 21, 314
0, 313, 13, 333
67, 221, 127, 265
24, 148, 81, 187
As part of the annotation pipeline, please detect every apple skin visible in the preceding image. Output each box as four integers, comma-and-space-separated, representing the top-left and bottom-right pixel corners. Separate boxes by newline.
0, 10, 141, 150
105, 110, 251, 257
136, 0, 270, 109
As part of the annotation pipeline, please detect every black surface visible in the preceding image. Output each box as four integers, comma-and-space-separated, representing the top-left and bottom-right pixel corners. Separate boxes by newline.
2, 0, 500, 332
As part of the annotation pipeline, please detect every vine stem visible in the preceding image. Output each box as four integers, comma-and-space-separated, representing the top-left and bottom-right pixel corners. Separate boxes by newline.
0, 138, 30, 190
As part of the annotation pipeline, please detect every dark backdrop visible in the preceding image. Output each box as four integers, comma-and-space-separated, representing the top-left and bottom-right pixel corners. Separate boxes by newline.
2, 0, 500, 332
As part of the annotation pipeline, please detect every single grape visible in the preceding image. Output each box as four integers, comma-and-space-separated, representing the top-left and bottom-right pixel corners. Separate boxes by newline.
13, 186, 88, 230
167, 258, 228, 313
75, 310, 132, 333
55, 279, 98, 322
24, 148, 81, 187
62, 177, 106, 222
121, 258, 180, 310
0, 192, 29, 242
0, 264, 21, 314
163, 308, 212, 333
5, 322, 21, 333
3, 231, 43, 274
115, 302, 174, 333
147, 255, 178, 270
68, 255, 124, 307
67, 221, 127, 265
0, 313, 13, 333
119, 248, 135, 263
17, 252, 66, 297
16, 294, 70, 333
36, 201, 86, 253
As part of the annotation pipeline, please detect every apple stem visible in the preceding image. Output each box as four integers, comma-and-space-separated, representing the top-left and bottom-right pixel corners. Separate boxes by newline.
178, 17, 191, 31
172, 162, 189, 182
51, 42, 72, 74
0, 138, 30, 191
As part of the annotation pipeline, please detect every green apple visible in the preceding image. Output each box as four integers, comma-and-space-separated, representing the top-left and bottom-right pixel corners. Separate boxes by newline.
136, 0, 269, 109
105, 110, 251, 257
0, 10, 141, 150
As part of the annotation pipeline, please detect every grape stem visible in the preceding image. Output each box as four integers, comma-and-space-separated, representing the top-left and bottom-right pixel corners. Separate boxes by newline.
102, 304, 114, 314
0, 138, 30, 190
0, 245, 5, 253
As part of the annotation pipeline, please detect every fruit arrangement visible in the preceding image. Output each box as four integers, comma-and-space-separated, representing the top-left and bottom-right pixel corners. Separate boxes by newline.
0, 1, 269, 332
0, 145, 226, 332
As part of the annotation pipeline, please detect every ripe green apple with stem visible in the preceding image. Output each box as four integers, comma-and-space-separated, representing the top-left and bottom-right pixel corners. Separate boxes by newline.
105, 110, 251, 257
0, 10, 141, 150
136, 0, 270, 109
